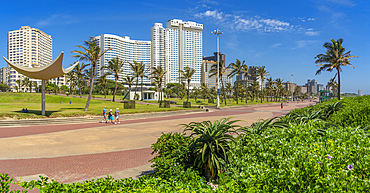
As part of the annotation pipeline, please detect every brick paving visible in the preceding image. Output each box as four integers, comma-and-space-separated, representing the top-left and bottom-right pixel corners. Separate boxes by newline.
1, 148, 154, 183
0, 101, 315, 192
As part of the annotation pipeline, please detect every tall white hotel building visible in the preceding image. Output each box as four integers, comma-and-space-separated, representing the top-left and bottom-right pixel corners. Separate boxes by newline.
95, 34, 151, 84
151, 19, 203, 87
5, 26, 67, 92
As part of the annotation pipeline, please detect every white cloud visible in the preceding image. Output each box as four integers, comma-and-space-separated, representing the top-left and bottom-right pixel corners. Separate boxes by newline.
233, 15, 293, 32
295, 40, 320, 49
195, 10, 225, 20
327, 0, 355, 7
305, 31, 319, 36
195, 9, 318, 36
36, 14, 77, 26
271, 43, 282, 48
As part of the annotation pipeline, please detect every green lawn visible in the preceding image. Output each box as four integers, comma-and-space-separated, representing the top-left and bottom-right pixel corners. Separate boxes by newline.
145, 97, 285, 107
0, 93, 191, 119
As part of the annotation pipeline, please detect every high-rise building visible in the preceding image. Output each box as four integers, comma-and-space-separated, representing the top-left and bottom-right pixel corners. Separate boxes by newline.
235, 66, 258, 88
151, 19, 203, 87
95, 34, 151, 84
358, 89, 363, 96
6, 26, 66, 92
202, 52, 231, 88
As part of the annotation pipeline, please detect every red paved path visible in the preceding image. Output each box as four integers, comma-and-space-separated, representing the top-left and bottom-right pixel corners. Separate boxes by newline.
0, 102, 314, 191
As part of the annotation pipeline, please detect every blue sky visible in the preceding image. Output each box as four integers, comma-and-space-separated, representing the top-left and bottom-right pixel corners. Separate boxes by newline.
1, 0, 369, 94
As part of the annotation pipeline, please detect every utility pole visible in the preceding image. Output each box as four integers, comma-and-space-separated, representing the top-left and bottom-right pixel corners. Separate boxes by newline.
212, 26, 222, 108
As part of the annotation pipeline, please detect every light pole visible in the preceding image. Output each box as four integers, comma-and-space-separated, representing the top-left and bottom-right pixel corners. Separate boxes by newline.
212, 26, 222, 108
291, 73, 294, 101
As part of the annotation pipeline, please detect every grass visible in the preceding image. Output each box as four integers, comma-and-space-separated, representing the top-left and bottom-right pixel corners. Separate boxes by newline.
0, 93, 191, 119
145, 97, 285, 107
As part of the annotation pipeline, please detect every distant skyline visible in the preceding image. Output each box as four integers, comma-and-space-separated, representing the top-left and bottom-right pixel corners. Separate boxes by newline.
1, 0, 368, 94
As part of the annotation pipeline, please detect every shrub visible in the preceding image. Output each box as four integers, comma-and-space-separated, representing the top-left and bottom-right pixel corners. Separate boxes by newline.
220, 121, 370, 192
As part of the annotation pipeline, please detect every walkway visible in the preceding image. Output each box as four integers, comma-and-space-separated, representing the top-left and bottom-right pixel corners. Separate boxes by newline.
0, 101, 314, 191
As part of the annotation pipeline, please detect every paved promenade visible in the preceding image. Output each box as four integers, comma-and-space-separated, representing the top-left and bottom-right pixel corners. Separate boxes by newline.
0, 101, 314, 191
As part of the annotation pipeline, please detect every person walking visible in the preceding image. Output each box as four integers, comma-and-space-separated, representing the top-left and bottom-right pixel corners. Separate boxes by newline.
102, 106, 107, 123
114, 108, 120, 124
108, 109, 114, 124
281, 103, 283, 109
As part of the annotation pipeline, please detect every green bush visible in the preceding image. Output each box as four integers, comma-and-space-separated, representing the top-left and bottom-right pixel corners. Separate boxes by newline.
220, 121, 370, 192
330, 96, 370, 128
149, 132, 193, 179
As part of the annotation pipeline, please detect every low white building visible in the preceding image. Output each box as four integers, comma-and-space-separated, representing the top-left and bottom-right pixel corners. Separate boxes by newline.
124, 87, 160, 101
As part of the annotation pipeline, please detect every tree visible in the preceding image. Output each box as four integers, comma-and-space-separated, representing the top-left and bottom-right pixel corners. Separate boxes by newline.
102, 57, 124, 102
72, 37, 112, 111
65, 71, 76, 95
128, 61, 145, 101
32, 81, 38, 93
22, 77, 31, 93
151, 65, 167, 103
256, 66, 270, 103
15, 80, 21, 92
242, 65, 251, 103
122, 75, 135, 100
225, 83, 233, 102
274, 78, 284, 101
315, 38, 358, 100
228, 59, 246, 104
266, 77, 275, 102
71, 62, 88, 98
97, 74, 109, 98
200, 83, 209, 102
209, 61, 228, 105
60, 85, 68, 93
0, 83, 9, 92
178, 67, 196, 103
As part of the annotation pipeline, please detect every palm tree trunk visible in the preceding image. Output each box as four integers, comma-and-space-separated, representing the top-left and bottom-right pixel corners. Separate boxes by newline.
140, 77, 144, 101
134, 76, 138, 101
123, 86, 131, 100
337, 69, 341, 100
261, 80, 263, 103
104, 85, 107, 98
84, 76, 94, 111
78, 77, 82, 98
221, 77, 227, 105
245, 80, 248, 104
186, 80, 190, 103
113, 78, 117, 102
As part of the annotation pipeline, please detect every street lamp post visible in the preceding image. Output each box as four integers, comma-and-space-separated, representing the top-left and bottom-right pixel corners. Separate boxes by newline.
212, 26, 222, 108
291, 73, 294, 101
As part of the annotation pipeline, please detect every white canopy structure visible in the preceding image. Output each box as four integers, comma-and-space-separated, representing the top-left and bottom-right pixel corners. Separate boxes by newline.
3, 52, 78, 115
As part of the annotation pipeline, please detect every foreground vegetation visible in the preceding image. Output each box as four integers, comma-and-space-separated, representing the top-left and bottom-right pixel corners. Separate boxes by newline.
0, 93, 190, 119
1, 96, 369, 192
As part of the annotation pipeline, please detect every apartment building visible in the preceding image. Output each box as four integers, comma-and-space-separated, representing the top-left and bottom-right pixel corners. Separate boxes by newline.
201, 52, 232, 88
151, 19, 203, 87
6, 26, 66, 92
95, 34, 151, 84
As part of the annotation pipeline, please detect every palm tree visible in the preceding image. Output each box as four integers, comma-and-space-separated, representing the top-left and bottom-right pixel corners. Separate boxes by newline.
200, 83, 209, 102
274, 78, 284, 101
33, 81, 38, 93
225, 83, 233, 102
101, 57, 124, 102
242, 65, 251, 103
178, 67, 196, 103
72, 36, 112, 111
22, 77, 31, 93
256, 66, 270, 103
15, 79, 21, 92
315, 38, 358, 100
209, 61, 227, 105
122, 75, 135, 100
151, 66, 167, 103
65, 71, 76, 95
97, 74, 109, 98
128, 61, 145, 101
250, 81, 260, 101
266, 77, 274, 102
72, 62, 88, 98
228, 59, 246, 104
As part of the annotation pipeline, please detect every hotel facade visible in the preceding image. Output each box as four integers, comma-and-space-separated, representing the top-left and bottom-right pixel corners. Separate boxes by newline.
4, 26, 67, 92
95, 34, 152, 84
151, 19, 203, 87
